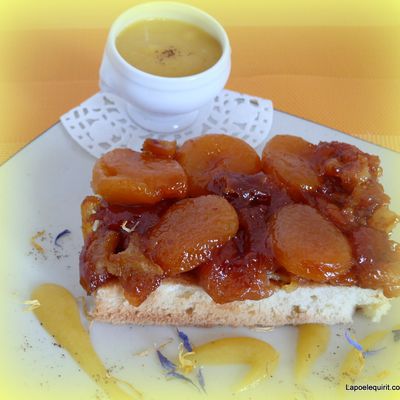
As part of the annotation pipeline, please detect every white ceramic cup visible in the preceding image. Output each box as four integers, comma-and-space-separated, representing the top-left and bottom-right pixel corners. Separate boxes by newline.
99, 2, 231, 133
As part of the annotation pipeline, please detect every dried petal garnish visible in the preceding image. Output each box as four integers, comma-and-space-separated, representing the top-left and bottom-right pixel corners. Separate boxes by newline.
31, 231, 45, 254
23, 299, 41, 312
157, 350, 199, 389
175, 329, 206, 390
344, 329, 386, 358
362, 347, 385, 357
345, 330, 363, 351
155, 331, 206, 391
177, 328, 193, 352
165, 371, 198, 389
392, 329, 400, 342
54, 229, 71, 247
156, 350, 176, 372
196, 368, 206, 393
178, 343, 195, 374
340, 330, 388, 383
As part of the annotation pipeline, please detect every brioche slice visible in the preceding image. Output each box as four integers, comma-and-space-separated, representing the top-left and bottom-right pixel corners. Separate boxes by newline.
91, 278, 391, 327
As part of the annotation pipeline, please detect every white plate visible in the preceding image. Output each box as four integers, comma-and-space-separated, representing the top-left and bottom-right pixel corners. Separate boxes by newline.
1, 111, 400, 400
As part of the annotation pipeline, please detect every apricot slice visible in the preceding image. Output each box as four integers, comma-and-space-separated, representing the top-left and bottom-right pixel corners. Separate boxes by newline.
271, 204, 352, 282
147, 195, 239, 275
142, 138, 177, 158
197, 241, 277, 303
92, 148, 187, 205
176, 134, 261, 196
262, 135, 319, 199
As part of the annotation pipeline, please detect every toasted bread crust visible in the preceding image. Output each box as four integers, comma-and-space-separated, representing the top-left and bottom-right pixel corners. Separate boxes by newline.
91, 278, 391, 327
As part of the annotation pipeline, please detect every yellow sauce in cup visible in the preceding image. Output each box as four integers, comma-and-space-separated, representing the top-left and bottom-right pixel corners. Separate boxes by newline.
116, 19, 222, 77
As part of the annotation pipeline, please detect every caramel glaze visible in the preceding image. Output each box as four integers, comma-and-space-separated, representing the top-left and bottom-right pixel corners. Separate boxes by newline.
80, 136, 400, 306
80, 200, 171, 305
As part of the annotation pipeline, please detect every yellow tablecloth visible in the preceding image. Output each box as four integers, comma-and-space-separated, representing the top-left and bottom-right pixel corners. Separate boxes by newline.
1, 17, 399, 164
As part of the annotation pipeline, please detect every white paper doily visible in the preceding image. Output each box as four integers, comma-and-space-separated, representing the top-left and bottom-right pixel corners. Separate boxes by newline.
60, 90, 273, 158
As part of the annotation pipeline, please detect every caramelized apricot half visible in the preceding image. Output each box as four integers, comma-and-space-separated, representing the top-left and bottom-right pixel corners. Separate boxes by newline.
262, 135, 319, 198
142, 138, 177, 159
197, 241, 277, 304
176, 134, 261, 196
271, 204, 352, 282
92, 148, 187, 205
147, 195, 239, 275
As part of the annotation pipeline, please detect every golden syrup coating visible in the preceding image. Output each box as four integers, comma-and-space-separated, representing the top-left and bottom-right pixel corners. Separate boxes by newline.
176, 134, 261, 196
147, 195, 239, 275
92, 148, 187, 205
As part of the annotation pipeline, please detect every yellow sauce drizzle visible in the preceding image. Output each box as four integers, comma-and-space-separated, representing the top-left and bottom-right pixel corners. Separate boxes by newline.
295, 324, 330, 381
32, 284, 141, 400
189, 337, 279, 392
339, 329, 389, 383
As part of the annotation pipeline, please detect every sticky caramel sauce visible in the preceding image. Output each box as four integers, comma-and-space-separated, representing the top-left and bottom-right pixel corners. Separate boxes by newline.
32, 284, 141, 400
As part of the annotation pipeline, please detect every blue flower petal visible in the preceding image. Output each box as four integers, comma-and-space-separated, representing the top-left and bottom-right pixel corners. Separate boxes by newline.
166, 371, 199, 390
363, 347, 386, 357
344, 329, 363, 352
177, 328, 193, 352
54, 229, 71, 247
196, 368, 206, 393
156, 350, 176, 372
